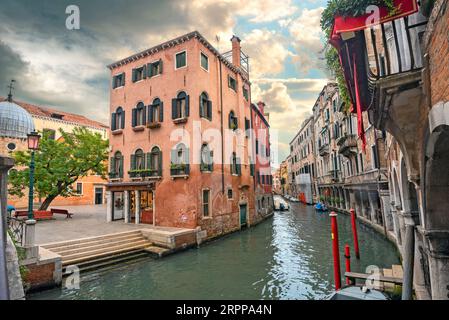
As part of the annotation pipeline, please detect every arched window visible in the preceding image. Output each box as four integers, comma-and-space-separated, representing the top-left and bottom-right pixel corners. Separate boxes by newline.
172, 91, 189, 121
132, 102, 146, 127
200, 143, 213, 172
149, 98, 163, 125
229, 111, 238, 130
149, 146, 162, 176
131, 149, 145, 171
199, 92, 212, 120
112, 107, 125, 131
171, 143, 190, 176
110, 151, 123, 178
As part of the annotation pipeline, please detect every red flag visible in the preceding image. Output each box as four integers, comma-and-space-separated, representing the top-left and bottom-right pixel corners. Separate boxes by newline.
353, 54, 366, 153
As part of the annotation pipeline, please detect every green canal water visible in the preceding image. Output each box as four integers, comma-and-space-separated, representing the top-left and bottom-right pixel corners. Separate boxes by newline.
28, 200, 400, 300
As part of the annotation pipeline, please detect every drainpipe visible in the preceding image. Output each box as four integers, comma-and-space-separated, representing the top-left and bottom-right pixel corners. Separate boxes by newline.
219, 60, 225, 194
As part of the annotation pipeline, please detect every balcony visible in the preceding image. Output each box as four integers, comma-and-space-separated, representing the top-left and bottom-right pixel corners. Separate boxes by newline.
170, 164, 190, 178
329, 169, 341, 183
200, 163, 213, 173
147, 121, 161, 129
330, 1, 428, 138
337, 134, 358, 158
128, 169, 161, 179
108, 172, 122, 180
319, 144, 329, 156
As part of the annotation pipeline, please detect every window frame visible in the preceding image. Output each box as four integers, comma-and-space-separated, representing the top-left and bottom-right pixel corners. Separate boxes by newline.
175, 50, 187, 70
148, 59, 162, 78
200, 51, 209, 72
75, 182, 83, 195
202, 188, 211, 218
228, 75, 237, 91
112, 72, 125, 89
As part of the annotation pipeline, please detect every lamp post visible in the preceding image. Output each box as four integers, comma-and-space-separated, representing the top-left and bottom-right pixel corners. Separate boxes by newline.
27, 131, 41, 220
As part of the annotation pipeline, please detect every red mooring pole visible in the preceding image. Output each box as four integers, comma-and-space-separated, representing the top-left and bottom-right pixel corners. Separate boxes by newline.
344, 244, 352, 285
350, 208, 360, 259
330, 211, 341, 291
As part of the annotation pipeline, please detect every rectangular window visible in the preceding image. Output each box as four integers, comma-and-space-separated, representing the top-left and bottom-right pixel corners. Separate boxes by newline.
200, 52, 209, 71
227, 188, 233, 199
75, 183, 83, 195
132, 66, 146, 82
228, 75, 237, 91
148, 60, 163, 77
112, 73, 125, 89
202, 189, 210, 217
175, 51, 187, 69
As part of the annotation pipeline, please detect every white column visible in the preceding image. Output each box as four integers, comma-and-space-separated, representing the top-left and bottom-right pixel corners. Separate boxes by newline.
124, 191, 130, 224
135, 190, 141, 225
106, 191, 112, 222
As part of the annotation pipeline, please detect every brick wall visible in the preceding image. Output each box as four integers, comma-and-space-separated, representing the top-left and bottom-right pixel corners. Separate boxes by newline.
24, 261, 56, 292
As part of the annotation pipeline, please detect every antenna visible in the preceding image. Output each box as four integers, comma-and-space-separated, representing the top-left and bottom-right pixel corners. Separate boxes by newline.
215, 35, 220, 52
7, 79, 16, 102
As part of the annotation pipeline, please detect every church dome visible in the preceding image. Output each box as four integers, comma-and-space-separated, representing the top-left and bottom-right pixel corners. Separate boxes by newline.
0, 100, 35, 139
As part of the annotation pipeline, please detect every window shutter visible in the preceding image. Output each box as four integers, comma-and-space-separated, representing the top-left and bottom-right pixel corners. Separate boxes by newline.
131, 154, 136, 170
142, 65, 147, 79
228, 113, 232, 128
236, 158, 241, 176
171, 149, 178, 164
112, 77, 117, 89
159, 102, 164, 122
148, 105, 153, 123
159, 59, 163, 74
185, 95, 190, 117
146, 152, 151, 170
172, 99, 177, 119
142, 106, 147, 125
121, 73, 125, 86
111, 113, 117, 131
158, 151, 163, 176
184, 147, 190, 164
147, 63, 152, 78
121, 111, 125, 129
110, 157, 115, 173
132, 69, 137, 82
132, 109, 137, 127
199, 97, 204, 118
118, 156, 123, 178
207, 100, 212, 120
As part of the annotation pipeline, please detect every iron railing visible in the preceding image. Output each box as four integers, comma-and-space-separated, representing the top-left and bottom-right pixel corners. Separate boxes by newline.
222, 50, 250, 75
7, 216, 25, 246
129, 169, 161, 178
170, 164, 190, 176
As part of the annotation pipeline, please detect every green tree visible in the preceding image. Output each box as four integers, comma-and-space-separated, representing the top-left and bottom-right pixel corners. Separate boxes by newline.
8, 127, 109, 210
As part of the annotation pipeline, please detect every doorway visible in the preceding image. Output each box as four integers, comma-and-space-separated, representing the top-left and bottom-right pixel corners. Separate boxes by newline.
239, 204, 248, 228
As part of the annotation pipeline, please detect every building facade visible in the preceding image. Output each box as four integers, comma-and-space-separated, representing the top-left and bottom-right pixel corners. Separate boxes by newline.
251, 101, 273, 217
289, 115, 315, 200
1, 96, 108, 208
106, 31, 260, 241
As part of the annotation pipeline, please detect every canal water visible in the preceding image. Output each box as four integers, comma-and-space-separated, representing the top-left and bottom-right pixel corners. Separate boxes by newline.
29, 198, 400, 300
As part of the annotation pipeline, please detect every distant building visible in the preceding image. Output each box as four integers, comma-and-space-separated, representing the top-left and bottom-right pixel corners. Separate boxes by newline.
0, 96, 108, 208
251, 101, 273, 217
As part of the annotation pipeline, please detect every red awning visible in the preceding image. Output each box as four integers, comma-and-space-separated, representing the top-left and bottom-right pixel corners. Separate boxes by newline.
333, 0, 418, 35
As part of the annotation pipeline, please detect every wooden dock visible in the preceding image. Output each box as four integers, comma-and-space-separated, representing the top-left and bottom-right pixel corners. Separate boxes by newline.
345, 264, 403, 292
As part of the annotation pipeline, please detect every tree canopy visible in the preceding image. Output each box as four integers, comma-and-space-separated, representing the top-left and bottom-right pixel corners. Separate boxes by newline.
8, 127, 109, 210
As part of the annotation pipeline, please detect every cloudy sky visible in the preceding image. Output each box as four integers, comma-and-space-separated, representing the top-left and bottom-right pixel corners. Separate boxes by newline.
0, 0, 331, 164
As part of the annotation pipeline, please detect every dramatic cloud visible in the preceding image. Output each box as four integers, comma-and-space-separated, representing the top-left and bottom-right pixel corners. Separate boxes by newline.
288, 7, 326, 74
242, 29, 294, 78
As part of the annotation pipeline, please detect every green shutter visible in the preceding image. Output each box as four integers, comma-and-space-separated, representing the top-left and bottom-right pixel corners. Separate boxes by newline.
158, 151, 163, 176
142, 65, 147, 79
148, 105, 154, 123
132, 109, 137, 127
146, 153, 152, 170
159, 102, 164, 122
159, 59, 163, 74
131, 154, 136, 170
172, 99, 177, 119
119, 156, 124, 178
111, 113, 116, 131
132, 69, 137, 82
207, 100, 212, 120
185, 95, 190, 117
110, 157, 115, 174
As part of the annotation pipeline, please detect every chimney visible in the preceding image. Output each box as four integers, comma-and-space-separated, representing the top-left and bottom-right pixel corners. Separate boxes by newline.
257, 101, 265, 114
231, 35, 241, 67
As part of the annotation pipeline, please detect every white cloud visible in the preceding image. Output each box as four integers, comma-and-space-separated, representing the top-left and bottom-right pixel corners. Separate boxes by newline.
242, 29, 294, 78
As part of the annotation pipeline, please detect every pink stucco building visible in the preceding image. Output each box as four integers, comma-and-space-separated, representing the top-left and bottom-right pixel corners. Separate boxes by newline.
251, 101, 273, 217
106, 31, 263, 241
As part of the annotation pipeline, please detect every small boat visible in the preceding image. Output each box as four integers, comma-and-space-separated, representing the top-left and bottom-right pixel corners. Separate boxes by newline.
274, 198, 290, 211
327, 286, 389, 300
315, 202, 328, 212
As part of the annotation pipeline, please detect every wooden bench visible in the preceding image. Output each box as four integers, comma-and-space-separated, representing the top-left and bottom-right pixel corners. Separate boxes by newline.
50, 208, 73, 218
13, 210, 53, 220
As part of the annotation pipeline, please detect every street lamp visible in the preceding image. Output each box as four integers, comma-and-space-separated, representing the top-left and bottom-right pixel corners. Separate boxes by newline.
27, 131, 41, 220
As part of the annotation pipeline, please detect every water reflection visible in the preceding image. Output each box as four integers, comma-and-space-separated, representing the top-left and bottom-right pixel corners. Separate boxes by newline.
29, 199, 399, 300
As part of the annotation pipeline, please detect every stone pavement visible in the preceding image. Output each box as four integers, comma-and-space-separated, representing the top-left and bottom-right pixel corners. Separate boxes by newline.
34, 204, 192, 245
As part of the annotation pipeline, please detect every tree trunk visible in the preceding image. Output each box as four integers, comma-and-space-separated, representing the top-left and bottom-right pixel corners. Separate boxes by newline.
39, 194, 58, 211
